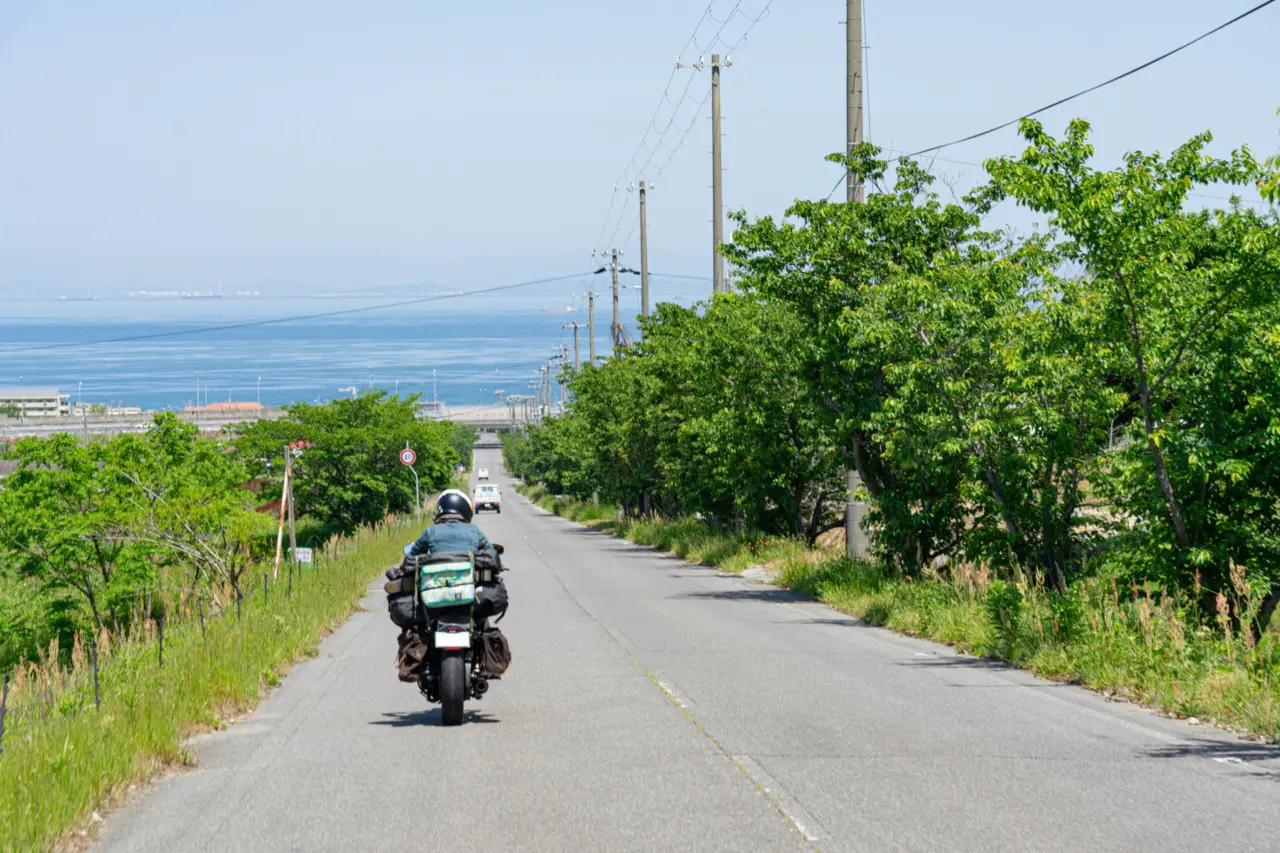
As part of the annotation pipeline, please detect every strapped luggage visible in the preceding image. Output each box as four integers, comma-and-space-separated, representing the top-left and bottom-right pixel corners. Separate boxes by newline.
413, 550, 476, 608
384, 563, 419, 628
474, 580, 509, 619
395, 629, 429, 682
480, 626, 512, 675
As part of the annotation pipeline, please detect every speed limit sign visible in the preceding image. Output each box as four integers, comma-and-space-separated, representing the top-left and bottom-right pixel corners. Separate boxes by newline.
400, 448, 416, 466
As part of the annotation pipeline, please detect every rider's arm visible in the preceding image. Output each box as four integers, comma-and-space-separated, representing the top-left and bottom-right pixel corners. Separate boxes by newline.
406, 526, 435, 558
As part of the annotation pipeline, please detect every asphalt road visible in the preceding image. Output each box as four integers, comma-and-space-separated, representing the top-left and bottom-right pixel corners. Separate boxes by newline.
96, 448, 1280, 852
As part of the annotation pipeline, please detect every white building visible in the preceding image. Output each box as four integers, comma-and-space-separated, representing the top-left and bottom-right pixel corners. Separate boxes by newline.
0, 387, 71, 418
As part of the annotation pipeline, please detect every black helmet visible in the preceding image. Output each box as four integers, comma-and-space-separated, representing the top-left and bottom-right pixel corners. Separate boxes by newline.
433, 489, 474, 523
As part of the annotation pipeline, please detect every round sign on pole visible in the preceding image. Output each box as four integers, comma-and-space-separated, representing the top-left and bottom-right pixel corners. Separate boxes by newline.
400, 448, 416, 466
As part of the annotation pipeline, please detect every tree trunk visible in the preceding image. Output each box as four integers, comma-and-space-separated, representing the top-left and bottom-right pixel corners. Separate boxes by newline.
850, 432, 885, 498
804, 487, 827, 546
1255, 580, 1280, 636
1139, 388, 1190, 547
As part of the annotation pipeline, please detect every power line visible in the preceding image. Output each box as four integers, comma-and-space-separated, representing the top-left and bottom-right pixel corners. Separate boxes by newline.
650, 271, 713, 281
904, 0, 1278, 158
592, 2, 773, 257
824, 0, 1278, 201
0, 273, 590, 355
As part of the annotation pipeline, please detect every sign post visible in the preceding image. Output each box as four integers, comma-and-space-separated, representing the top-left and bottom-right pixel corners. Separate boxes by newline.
400, 444, 419, 524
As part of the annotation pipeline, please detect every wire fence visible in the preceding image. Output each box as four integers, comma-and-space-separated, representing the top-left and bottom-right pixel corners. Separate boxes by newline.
0, 516, 414, 754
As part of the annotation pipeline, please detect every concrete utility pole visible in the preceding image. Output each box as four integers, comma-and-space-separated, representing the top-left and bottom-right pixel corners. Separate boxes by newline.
639, 181, 650, 317
610, 248, 622, 356
542, 365, 552, 419
676, 54, 731, 296
845, 0, 871, 561
563, 322, 583, 370
588, 291, 597, 365
711, 54, 725, 293
847, 0, 864, 204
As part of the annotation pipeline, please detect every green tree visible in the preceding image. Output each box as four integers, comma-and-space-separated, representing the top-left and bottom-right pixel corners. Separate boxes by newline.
233, 393, 456, 534
111, 413, 262, 602
986, 119, 1280, 594
852, 242, 1121, 584
725, 147, 992, 569
447, 424, 479, 470
0, 435, 147, 635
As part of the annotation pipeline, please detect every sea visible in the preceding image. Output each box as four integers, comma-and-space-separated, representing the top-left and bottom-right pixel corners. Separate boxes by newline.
0, 294, 660, 411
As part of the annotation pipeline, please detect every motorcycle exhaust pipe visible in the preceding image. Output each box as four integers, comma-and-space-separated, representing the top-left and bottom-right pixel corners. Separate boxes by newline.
471, 677, 489, 699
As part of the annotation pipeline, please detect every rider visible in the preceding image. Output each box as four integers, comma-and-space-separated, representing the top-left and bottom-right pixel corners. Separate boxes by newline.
395, 488, 506, 680
405, 488, 495, 559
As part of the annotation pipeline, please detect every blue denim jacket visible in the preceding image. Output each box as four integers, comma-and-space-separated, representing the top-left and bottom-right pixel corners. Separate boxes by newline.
404, 519, 493, 558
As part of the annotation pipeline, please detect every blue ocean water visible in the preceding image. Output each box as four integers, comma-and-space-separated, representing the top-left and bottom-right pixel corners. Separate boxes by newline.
0, 300, 635, 410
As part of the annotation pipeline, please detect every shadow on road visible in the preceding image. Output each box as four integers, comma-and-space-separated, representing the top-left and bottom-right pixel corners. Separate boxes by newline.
370, 709, 501, 727
668, 586, 809, 604
895, 655, 1021, 673
1141, 739, 1280, 777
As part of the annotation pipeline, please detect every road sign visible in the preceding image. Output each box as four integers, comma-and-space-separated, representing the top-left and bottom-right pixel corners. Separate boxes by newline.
400, 448, 417, 466
292, 547, 313, 564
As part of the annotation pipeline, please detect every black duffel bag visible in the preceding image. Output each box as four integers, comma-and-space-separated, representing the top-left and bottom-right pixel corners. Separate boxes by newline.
384, 562, 419, 628
474, 579, 509, 620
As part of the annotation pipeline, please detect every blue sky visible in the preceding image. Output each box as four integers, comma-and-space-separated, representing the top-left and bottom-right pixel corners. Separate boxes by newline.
1, 0, 1276, 303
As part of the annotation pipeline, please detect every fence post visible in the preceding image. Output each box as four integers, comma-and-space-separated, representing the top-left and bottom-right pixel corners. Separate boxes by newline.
236, 587, 243, 623
0, 673, 9, 754
91, 635, 102, 706
157, 614, 165, 669
198, 594, 206, 640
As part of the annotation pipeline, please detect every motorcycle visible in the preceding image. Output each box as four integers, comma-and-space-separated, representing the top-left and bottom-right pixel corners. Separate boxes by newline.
391, 544, 508, 726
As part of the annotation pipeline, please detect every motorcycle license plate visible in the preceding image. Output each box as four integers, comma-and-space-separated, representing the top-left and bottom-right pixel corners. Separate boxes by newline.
435, 629, 470, 650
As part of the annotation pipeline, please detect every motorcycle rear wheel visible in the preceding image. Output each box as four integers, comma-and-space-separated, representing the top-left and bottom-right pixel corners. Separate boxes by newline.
440, 652, 466, 726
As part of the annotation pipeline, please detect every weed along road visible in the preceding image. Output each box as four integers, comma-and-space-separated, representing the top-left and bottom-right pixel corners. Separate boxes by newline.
96, 448, 1280, 853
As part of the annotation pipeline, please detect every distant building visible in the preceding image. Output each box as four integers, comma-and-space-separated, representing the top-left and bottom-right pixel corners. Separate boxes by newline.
183, 401, 265, 414
0, 387, 71, 418
416, 401, 448, 419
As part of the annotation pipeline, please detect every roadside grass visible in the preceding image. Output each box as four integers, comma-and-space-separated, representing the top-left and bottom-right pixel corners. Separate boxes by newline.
0, 521, 411, 853
516, 484, 1280, 742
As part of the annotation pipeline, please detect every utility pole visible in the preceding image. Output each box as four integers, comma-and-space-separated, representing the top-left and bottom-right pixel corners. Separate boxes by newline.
554, 346, 570, 406
847, 0, 864, 204
845, 0, 871, 561
711, 54, 725, 293
563, 322, 582, 370
611, 248, 621, 356
286, 447, 297, 565
587, 292, 597, 365
639, 180, 650, 317
542, 366, 552, 419
273, 446, 292, 580
676, 54, 731, 294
